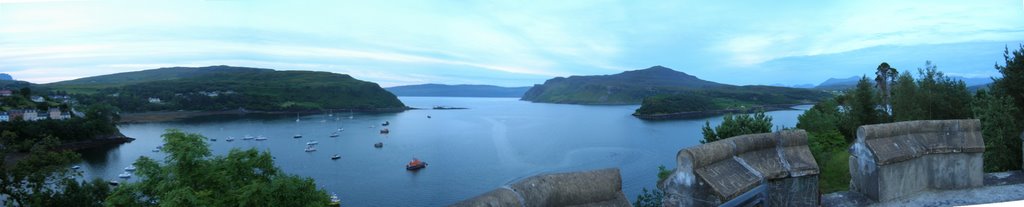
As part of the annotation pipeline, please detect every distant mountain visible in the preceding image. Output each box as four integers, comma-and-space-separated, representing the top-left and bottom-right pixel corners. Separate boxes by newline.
770, 83, 815, 88
522, 66, 728, 104
814, 76, 860, 90
814, 75, 995, 90
47, 65, 406, 112
386, 84, 531, 97
0, 73, 12, 81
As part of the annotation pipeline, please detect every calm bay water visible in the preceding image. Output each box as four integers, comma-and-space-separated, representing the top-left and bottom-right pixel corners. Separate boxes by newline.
75, 97, 810, 206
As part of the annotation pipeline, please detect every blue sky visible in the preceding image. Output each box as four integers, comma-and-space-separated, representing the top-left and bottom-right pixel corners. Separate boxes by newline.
1, 0, 1022, 87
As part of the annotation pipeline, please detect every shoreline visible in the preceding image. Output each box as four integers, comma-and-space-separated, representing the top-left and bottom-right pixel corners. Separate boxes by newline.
4, 132, 135, 168
119, 107, 410, 124
633, 104, 805, 120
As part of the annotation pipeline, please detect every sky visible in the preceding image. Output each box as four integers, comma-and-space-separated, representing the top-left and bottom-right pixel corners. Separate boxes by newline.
1, 0, 1023, 87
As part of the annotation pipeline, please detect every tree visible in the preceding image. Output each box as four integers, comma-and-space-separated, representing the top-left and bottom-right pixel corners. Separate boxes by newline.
890, 72, 923, 121
992, 45, 1024, 113
973, 90, 1023, 172
845, 76, 880, 139
106, 129, 331, 206
0, 136, 110, 207
914, 62, 972, 120
875, 62, 899, 113
701, 111, 773, 144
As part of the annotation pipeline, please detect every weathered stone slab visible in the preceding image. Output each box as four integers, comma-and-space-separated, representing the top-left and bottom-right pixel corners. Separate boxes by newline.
662, 130, 820, 207
450, 188, 522, 207
695, 158, 762, 200
452, 168, 630, 207
849, 119, 985, 202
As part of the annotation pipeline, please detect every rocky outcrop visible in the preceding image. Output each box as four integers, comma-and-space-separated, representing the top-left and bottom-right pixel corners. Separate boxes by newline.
848, 119, 985, 202
659, 130, 819, 207
451, 168, 630, 207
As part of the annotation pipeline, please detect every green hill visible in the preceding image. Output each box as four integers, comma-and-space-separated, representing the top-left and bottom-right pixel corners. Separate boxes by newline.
47, 66, 406, 112
522, 66, 727, 104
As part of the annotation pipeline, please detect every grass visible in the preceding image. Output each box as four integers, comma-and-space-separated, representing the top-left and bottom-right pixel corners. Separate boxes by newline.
819, 149, 851, 193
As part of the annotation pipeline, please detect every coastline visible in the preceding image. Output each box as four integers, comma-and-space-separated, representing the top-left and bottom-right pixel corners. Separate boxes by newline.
119, 107, 410, 123
633, 104, 804, 120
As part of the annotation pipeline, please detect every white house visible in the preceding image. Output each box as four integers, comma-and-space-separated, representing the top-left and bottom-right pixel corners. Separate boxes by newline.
48, 108, 63, 120
23, 110, 38, 121
30, 96, 44, 103
148, 97, 162, 104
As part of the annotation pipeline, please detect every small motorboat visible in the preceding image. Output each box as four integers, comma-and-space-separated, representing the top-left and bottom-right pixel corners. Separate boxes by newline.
304, 146, 317, 152
379, 128, 390, 134
306, 140, 319, 145
71, 165, 81, 170
124, 165, 136, 171
329, 192, 341, 206
294, 134, 303, 138
337, 127, 345, 132
152, 149, 160, 152
427, 115, 431, 119
108, 180, 120, 186
331, 154, 341, 160
243, 135, 255, 140
382, 121, 390, 126
209, 138, 217, 141
329, 132, 340, 138
406, 159, 427, 171
226, 136, 235, 142
156, 145, 163, 149
255, 136, 268, 141
374, 142, 383, 148
118, 172, 132, 178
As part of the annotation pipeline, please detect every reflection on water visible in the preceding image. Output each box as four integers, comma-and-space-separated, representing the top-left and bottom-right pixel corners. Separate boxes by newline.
75, 97, 810, 206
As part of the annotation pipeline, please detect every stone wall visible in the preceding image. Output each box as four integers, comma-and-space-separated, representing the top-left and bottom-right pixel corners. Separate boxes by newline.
659, 130, 820, 207
451, 168, 630, 207
848, 119, 984, 202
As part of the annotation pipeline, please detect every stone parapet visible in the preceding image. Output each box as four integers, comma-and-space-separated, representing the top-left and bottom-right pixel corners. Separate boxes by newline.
452, 168, 630, 207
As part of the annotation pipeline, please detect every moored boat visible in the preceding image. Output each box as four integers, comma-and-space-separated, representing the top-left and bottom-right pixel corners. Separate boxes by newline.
406, 158, 427, 171
118, 172, 132, 178
304, 146, 317, 152
255, 136, 268, 141
374, 142, 383, 148
124, 165, 136, 171
306, 140, 318, 145
331, 154, 341, 160
379, 128, 389, 134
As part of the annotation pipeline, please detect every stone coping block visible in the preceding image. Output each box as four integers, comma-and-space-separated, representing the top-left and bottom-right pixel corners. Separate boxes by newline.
660, 130, 820, 206
856, 119, 984, 165
849, 119, 985, 202
452, 168, 630, 207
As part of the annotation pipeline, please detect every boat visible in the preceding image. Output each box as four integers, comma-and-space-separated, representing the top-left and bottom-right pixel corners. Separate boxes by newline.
108, 180, 119, 186
337, 127, 345, 132
331, 154, 341, 160
379, 128, 390, 134
209, 138, 217, 141
348, 110, 354, 119
71, 165, 81, 170
226, 136, 235, 142
427, 115, 431, 119
296, 113, 301, 122
304, 146, 317, 152
243, 135, 255, 140
294, 134, 303, 138
118, 172, 132, 178
374, 142, 383, 148
329, 132, 340, 138
152, 149, 160, 152
306, 140, 319, 145
255, 136, 268, 141
382, 121, 390, 126
406, 158, 427, 171
329, 192, 341, 206
124, 165, 136, 171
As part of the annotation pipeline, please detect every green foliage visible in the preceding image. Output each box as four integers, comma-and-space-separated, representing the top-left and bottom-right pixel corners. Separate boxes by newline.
635, 93, 717, 115
890, 72, 923, 121
0, 136, 110, 206
105, 129, 331, 206
55, 66, 406, 112
700, 111, 773, 144
973, 90, 1023, 172
847, 76, 880, 127
633, 188, 664, 207
796, 99, 844, 135
991, 45, 1024, 112
657, 165, 673, 181
819, 149, 851, 193
912, 62, 973, 120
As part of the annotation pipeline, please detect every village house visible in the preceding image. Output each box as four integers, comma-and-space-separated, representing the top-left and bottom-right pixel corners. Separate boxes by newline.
148, 97, 162, 104
8, 110, 24, 121
30, 96, 45, 103
60, 112, 71, 119
48, 108, 64, 120
23, 110, 38, 121
0, 90, 11, 97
